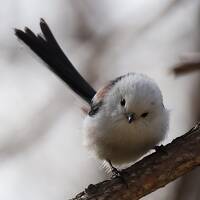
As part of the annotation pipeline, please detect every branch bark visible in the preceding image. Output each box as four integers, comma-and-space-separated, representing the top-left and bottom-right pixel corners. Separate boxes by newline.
71, 123, 200, 200
172, 54, 200, 76
173, 62, 200, 75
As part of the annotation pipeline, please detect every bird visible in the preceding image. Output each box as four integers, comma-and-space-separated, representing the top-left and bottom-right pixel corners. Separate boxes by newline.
15, 19, 169, 176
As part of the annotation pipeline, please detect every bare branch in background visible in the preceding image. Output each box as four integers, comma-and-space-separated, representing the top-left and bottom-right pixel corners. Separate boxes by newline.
172, 53, 200, 75
70, 123, 200, 200
70, 1, 113, 84
70, 1, 96, 42
129, 0, 185, 38
173, 62, 200, 75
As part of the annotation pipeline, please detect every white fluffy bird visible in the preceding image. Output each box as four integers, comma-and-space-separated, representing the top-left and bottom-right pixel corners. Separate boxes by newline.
15, 19, 169, 174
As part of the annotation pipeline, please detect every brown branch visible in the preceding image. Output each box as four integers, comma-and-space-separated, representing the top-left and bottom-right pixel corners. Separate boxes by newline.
172, 54, 200, 76
173, 62, 200, 75
70, 123, 200, 200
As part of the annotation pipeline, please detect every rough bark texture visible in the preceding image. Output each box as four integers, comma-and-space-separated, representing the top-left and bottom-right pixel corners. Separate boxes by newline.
70, 123, 200, 200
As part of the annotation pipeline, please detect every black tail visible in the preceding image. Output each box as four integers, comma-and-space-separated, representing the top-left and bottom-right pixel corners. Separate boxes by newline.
15, 18, 96, 104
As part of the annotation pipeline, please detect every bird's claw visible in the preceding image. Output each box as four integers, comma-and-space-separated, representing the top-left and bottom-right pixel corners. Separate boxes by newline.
111, 166, 122, 178
107, 160, 128, 188
154, 144, 168, 155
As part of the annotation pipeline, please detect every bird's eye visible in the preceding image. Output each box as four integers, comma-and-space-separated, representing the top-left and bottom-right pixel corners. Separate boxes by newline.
141, 112, 148, 118
120, 98, 126, 107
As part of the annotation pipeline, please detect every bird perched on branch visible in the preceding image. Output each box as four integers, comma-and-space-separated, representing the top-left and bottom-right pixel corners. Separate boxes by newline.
15, 19, 169, 176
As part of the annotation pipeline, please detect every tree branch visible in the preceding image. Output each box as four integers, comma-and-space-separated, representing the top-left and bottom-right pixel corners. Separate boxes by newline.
173, 62, 200, 75
71, 123, 200, 200
172, 54, 200, 76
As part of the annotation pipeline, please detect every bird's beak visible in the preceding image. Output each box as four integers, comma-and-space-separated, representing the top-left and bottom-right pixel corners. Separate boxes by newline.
126, 113, 135, 123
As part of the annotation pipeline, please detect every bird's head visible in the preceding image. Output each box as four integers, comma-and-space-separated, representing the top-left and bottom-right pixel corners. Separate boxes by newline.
101, 73, 166, 127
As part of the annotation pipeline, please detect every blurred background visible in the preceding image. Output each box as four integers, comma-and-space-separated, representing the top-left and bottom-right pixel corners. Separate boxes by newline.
0, 0, 200, 199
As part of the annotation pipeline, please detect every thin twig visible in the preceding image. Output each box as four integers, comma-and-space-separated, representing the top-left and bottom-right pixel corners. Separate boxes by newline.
173, 54, 200, 75
173, 62, 200, 75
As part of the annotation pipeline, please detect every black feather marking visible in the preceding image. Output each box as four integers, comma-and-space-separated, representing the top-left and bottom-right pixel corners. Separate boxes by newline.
110, 73, 135, 87
89, 101, 103, 116
88, 75, 129, 116
110, 74, 127, 86
15, 19, 96, 104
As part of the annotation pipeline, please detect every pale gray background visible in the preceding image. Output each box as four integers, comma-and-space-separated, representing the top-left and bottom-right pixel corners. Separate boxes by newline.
0, 0, 199, 199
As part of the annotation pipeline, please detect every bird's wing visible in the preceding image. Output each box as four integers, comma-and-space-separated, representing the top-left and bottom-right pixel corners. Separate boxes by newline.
15, 18, 96, 104
88, 75, 127, 116
89, 83, 112, 116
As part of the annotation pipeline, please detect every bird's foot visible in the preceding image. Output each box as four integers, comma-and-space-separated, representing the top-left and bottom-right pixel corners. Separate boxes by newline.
107, 160, 128, 188
111, 165, 122, 178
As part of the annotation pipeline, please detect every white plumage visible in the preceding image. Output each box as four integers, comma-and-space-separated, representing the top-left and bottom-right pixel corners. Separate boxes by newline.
15, 20, 169, 169
83, 73, 169, 165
